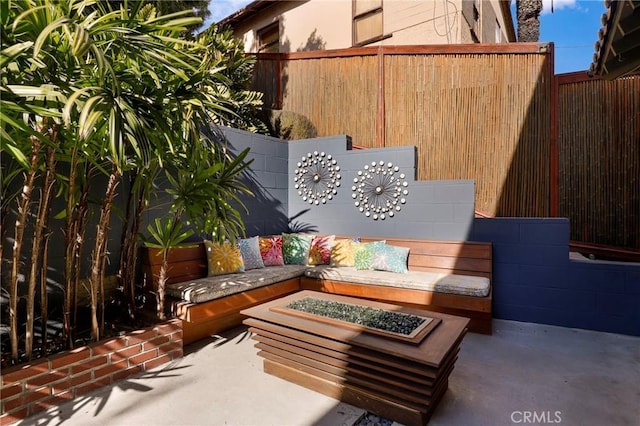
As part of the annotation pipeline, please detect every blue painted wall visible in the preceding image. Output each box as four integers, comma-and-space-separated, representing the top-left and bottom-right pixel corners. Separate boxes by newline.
221, 127, 640, 337
471, 218, 640, 336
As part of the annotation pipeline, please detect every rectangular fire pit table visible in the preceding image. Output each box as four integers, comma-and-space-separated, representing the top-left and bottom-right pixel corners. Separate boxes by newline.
241, 291, 469, 425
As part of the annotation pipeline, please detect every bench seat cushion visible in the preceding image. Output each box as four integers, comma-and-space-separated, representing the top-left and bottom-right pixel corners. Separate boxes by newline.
304, 266, 490, 297
166, 265, 308, 304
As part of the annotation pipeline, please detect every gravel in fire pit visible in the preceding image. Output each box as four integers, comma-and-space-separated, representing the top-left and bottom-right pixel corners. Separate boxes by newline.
285, 297, 426, 336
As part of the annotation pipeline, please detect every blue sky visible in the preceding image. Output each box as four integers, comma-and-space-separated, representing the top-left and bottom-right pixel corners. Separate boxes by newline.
206, 0, 606, 74
534, 0, 606, 73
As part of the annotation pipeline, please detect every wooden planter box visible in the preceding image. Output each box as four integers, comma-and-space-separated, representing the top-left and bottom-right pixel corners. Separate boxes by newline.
141, 242, 207, 292
0, 319, 183, 425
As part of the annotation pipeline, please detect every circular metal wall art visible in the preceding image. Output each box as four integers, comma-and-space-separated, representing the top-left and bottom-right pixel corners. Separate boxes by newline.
352, 161, 409, 220
294, 151, 341, 205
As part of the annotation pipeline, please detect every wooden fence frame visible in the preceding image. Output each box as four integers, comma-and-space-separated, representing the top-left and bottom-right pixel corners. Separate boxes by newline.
251, 45, 640, 250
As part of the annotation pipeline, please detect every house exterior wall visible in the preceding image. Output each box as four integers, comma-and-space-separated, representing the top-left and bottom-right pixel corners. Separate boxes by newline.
379, 0, 462, 45
226, 0, 515, 53
459, 0, 511, 43
283, 1, 352, 51
231, 1, 304, 53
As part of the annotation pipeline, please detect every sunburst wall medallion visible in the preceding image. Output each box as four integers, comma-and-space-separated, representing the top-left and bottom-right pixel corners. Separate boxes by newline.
352, 161, 409, 220
294, 151, 341, 205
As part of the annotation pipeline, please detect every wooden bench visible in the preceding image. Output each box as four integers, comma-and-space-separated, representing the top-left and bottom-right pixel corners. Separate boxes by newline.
142, 237, 493, 344
300, 237, 493, 335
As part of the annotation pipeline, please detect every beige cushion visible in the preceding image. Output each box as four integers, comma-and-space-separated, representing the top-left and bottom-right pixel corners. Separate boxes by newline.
304, 266, 490, 297
166, 265, 307, 304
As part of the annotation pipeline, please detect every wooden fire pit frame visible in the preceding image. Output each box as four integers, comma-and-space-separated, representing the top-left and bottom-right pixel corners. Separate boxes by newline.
242, 291, 469, 426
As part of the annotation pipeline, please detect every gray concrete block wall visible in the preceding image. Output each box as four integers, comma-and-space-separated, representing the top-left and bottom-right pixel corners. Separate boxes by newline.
287, 135, 475, 240
222, 127, 289, 236
221, 129, 476, 240
221, 128, 639, 337
471, 218, 640, 336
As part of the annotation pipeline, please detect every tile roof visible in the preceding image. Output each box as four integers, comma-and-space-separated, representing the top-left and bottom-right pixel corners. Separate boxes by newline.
589, 0, 640, 79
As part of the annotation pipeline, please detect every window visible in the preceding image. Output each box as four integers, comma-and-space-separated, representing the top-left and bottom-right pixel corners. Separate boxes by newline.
353, 0, 383, 46
257, 22, 279, 53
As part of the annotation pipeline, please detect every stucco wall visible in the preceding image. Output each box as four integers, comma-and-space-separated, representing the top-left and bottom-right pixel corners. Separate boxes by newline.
283, 1, 352, 51
382, 0, 463, 45
232, 1, 304, 53
232, 0, 515, 53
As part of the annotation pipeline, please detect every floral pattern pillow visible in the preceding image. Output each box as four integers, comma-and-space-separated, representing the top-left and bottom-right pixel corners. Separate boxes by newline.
282, 233, 313, 265
259, 236, 284, 266
371, 243, 410, 273
238, 236, 265, 270
308, 235, 335, 265
205, 240, 245, 276
353, 240, 386, 270
330, 239, 356, 267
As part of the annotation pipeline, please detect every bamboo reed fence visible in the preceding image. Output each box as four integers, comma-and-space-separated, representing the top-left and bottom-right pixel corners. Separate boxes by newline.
557, 72, 640, 249
383, 52, 550, 216
251, 46, 639, 249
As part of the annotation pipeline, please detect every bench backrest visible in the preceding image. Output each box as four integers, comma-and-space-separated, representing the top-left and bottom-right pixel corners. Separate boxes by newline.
359, 237, 492, 279
142, 243, 207, 291
141, 237, 493, 291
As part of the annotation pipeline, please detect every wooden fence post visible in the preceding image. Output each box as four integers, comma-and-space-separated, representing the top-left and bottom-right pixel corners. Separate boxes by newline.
377, 46, 385, 148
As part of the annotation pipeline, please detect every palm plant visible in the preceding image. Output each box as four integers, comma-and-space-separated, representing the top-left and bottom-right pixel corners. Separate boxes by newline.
144, 134, 252, 319
144, 218, 194, 320
516, 0, 543, 42
2, 0, 262, 361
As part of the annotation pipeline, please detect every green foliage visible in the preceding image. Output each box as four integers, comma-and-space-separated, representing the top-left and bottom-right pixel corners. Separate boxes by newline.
264, 109, 318, 140
195, 26, 268, 133
144, 218, 194, 251
106, 0, 211, 32
161, 134, 253, 243
1, 0, 263, 353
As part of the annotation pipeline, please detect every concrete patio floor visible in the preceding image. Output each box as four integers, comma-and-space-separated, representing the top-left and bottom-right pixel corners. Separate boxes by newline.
22, 319, 640, 426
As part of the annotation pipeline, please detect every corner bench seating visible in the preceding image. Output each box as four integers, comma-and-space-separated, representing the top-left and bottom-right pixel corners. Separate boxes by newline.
152, 237, 492, 344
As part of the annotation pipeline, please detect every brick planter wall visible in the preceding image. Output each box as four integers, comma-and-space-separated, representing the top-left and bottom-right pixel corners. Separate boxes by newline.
0, 319, 182, 425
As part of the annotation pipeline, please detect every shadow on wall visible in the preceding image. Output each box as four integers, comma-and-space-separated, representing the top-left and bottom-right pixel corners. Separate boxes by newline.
258, 24, 325, 141
278, 23, 327, 108
492, 55, 551, 218
214, 126, 293, 236
287, 209, 317, 234
239, 165, 294, 235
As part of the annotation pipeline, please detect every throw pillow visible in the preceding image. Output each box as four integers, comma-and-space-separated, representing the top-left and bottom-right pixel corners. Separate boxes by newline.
353, 240, 386, 270
371, 243, 410, 273
205, 240, 245, 276
238, 236, 265, 270
282, 233, 313, 265
259, 236, 284, 266
330, 239, 356, 267
308, 235, 335, 265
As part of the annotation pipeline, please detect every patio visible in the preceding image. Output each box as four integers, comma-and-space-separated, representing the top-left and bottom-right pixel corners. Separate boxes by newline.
22, 319, 640, 426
